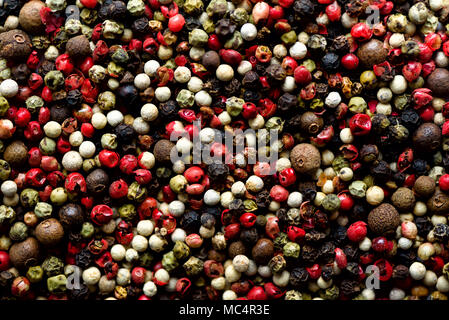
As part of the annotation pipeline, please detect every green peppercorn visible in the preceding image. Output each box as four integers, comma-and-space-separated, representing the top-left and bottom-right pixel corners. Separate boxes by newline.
26, 95, 44, 113
42, 256, 64, 277
80, 222, 95, 238
348, 96, 367, 113
283, 242, 300, 259
189, 29, 209, 47
26, 266, 44, 283
127, 182, 147, 202
349, 180, 367, 198
176, 89, 195, 108
9, 222, 28, 241
119, 204, 137, 221
44, 70, 64, 90
322, 194, 340, 211
173, 240, 190, 260
20, 188, 39, 208
183, 256, 204, 276
39, 137, 56, 155
34, 202, 53, 219
0, 205, 15, 224
162, 251, 179, 272
101, 133, 118, 150
47, 275, 67, 293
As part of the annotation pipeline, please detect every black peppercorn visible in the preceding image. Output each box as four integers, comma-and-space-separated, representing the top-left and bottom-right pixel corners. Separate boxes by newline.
86, 169, 110, 196
289, 267, 309, 287
321, 52, 340, 72
180, 211, 201, 233
75, 249, 93, 269
207, 162, 229, 184
159, 100, 179, 121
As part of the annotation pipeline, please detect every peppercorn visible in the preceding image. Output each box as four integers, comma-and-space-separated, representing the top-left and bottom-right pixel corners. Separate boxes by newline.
86, 169, 109, 195
300, 112, 323, 135
391, 187, 416, 212
9, 237, 40, 269
427, 68, 449, 97
3, 141, 27, 168
356, 39, 388, 68
59, 203, 84, 229
35, 218, 64, 247
368, 203, 400, 236
0, 29, 32, 60
414, 176, 436, 198
413, 123, 442, 153
251, 238, 274, 264
290, 143, 321, 175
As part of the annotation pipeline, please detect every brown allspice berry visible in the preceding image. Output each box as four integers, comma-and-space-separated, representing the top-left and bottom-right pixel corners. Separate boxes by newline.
413, 176, 435, 198
59, 203, 85, 229
35, 218, 64, 246
300, 112, 323, 135
412, 123, 442, 153
3, 141, 28, 168
86, 168, 110, 195
368, 203, 400, 236
153, 139, 175, 163
427, 187, 449, 214
391, 187, 416, 212
18, 0, 45, 34
228, 240, 246, 259
0, 29, 32, 60
208, 249, 226, 262
356, 39, 388, 68
251, 238, 274, 264
202, 51, 220, 70
66, 35, 92, 58
290, 143, 321, 175
427, 68, 449, 97
9, 237, 40, 269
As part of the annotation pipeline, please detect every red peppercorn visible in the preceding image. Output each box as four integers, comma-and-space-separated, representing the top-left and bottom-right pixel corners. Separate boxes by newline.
402, 61, 422, 82
91, 204, 114, 225
176, 278, 192, 296
269, 185, 289, 202
0, 251, 10, 271
80, 123, 94, 138
80, 0, 97, 9
134, 169, 153, 185
40, 156, 59, 171
341, 53, 359, 70
326, 1, 341, 21
278, 167, 296, 187
224, 223, 240, 240
287, 226, 305, 242
264, 282, 284, 299
184, 166, 204, 183
306, 264, 322, 279
131, 267, 147, 285
28, 147, 42, 167
41, 86, 53, 102
99, 150, 120, 168
338, 191, 354, 211
334, 248, 347, 269
168, 13, 185, 32
349, 114, 371, 136
25, 168, 46, 187
11, 276, 30, 297
240, 212, 257, 228
265, 216, 280, 239
247, 286, 267, 300
443, 121, 449, 136
219, 49, 242, 65
439, 174, 449, 192
28, 73, 43, 90
65, 172, 87, 195
350, 23, 373, 41
425, 33, 442, 51
293, 65, 312, 84
56, 137, 71, 154
55, 54, 74, 75
13, 107, 31, 128
347, 221, 367, 242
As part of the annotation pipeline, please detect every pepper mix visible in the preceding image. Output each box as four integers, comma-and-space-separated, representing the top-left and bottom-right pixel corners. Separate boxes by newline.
0, 0, 448, 301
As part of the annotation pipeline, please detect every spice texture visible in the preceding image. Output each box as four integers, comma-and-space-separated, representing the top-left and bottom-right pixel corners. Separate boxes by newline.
0, 0, 448, 301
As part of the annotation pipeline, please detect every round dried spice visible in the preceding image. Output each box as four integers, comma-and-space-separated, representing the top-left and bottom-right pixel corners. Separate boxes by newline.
426, 68, 449, 97
66, 35, 92, 58
413, 176, 436, 198
427, 188, 449, 214
391, 187, 415, 212
35, 218, 64, 247
153, 139, 175, 163
9, 237, 40, 269
3, 141, 28, 168
18, 0, 46, 34
368, 203, 400, 236
290, 143, 321, 175
251, 238, 274, 265
412, 123, 442, 153
356, 39, 388, 68
0, 29, 32, 60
